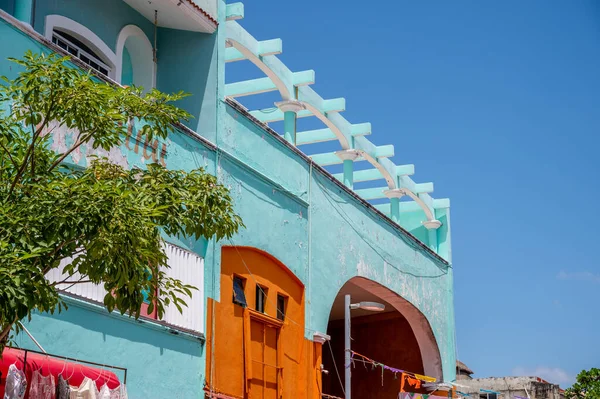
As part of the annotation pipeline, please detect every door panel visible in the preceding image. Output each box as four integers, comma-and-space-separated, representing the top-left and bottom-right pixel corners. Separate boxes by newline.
264, 326, 279, 399
250, 319, 265, 397
249, 318, 280, 398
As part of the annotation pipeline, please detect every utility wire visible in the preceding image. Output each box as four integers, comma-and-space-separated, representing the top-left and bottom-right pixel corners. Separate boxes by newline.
327, 339, 345, 396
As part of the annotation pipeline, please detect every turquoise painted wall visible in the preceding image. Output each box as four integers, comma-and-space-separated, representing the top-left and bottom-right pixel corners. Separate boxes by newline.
32, 0, 154, 52
400, 210, 431, 244
121, 45, 133, 86
18, 299, 203, 398
0, 19, 214, 397
210, 102, 456, 382
0, 0, 14, 16
156, 28, 218, 140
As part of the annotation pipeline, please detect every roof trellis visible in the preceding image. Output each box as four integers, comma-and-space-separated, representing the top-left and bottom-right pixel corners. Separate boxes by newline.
224, 7, 450, 254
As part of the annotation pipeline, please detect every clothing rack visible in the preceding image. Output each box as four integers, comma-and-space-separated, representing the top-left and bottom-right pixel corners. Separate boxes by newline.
7, 346, 128, 384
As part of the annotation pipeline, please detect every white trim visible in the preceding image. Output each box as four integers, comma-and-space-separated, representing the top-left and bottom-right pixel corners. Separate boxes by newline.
275, 100, 305, 113
44, 15, 117, 80
170, 0, 217, 33
335, 149, 361, 162
115, 24, 155, 88
312, 331, 331, 345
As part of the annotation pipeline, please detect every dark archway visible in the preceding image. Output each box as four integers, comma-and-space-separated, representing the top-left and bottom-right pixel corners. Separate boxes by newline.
321, 277, 443, 398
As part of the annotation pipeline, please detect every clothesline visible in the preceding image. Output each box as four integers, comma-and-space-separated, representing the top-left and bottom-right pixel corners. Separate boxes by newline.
7, 346, 128, 383
349, 350, 437, 383
1, 347, 128, 398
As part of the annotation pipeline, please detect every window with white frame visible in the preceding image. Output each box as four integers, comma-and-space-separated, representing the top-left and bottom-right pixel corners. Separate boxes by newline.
51, 29, 111, 76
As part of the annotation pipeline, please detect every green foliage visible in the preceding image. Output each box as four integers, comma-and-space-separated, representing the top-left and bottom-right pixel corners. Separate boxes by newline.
566, 368, 600, 399
0, 51, 243, 348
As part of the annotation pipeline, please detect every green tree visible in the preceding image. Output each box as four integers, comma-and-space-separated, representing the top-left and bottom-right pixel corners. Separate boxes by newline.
566, 368, 600, 399
0, 51, 243, 349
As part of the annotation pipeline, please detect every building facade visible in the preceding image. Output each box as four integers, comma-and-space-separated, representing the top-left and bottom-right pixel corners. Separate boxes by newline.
458, 377, 565, 399
0, 1, 456, 398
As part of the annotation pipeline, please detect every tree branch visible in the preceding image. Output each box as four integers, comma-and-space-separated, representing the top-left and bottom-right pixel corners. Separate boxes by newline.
41, 237, 85, 275
8, 95, 57, 196
52, 278, 92, 287
0, 316, 18, 343
8, 119, 50, 196
46, 131, 91, 173
0, 140, 17, 169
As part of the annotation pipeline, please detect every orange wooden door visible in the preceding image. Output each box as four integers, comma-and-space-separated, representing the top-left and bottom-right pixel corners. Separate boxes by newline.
250, 319, 280, 398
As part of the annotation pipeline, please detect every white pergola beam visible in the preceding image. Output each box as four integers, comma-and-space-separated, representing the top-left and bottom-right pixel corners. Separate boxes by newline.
226, 3, 244, 21
225, 70, 314, 98
296, 122, 371, 145
225, 38, 282, 63
355, 182, 433, 200
332, 164, 414, 183
310, 145, 394, 166
249, 97, 346, 123
374, 198, 450, 215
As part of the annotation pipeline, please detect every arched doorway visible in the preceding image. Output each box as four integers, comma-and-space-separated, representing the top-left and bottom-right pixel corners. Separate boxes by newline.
322, 277, 443, 398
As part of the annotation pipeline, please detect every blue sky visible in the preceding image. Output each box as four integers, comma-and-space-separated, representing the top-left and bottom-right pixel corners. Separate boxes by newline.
225, 0, 600, 387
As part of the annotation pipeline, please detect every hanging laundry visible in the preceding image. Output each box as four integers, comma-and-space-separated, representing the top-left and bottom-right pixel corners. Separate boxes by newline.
414, 373, 437, 383
400, 373, 422, 392
97, 383, 126, 399
56, 375, 70, 399
3, 364, 27, 399
118, 385, 128, 399
30, 370, 56, 399
69, 377, 97, 399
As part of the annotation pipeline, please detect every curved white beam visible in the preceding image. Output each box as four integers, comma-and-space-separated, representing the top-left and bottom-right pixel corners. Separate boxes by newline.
225, 19, 444, 227
301, 101, 351, 149
226, 21, 292, 100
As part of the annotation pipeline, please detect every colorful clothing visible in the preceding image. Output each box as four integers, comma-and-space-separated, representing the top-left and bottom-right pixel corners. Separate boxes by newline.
97, 384, 120, 399
56, 375, 70, 399
30, 370, 56, 399
69, 377, 97, 399
3, 364, 27, 399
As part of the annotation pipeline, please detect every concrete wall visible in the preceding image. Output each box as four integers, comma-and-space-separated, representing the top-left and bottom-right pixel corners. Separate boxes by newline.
17, 298, 204, 398
0, 0, 14, 16
156, 28, 218, 137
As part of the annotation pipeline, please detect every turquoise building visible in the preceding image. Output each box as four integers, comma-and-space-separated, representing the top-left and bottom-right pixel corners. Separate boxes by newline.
0, 1, 456, 398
